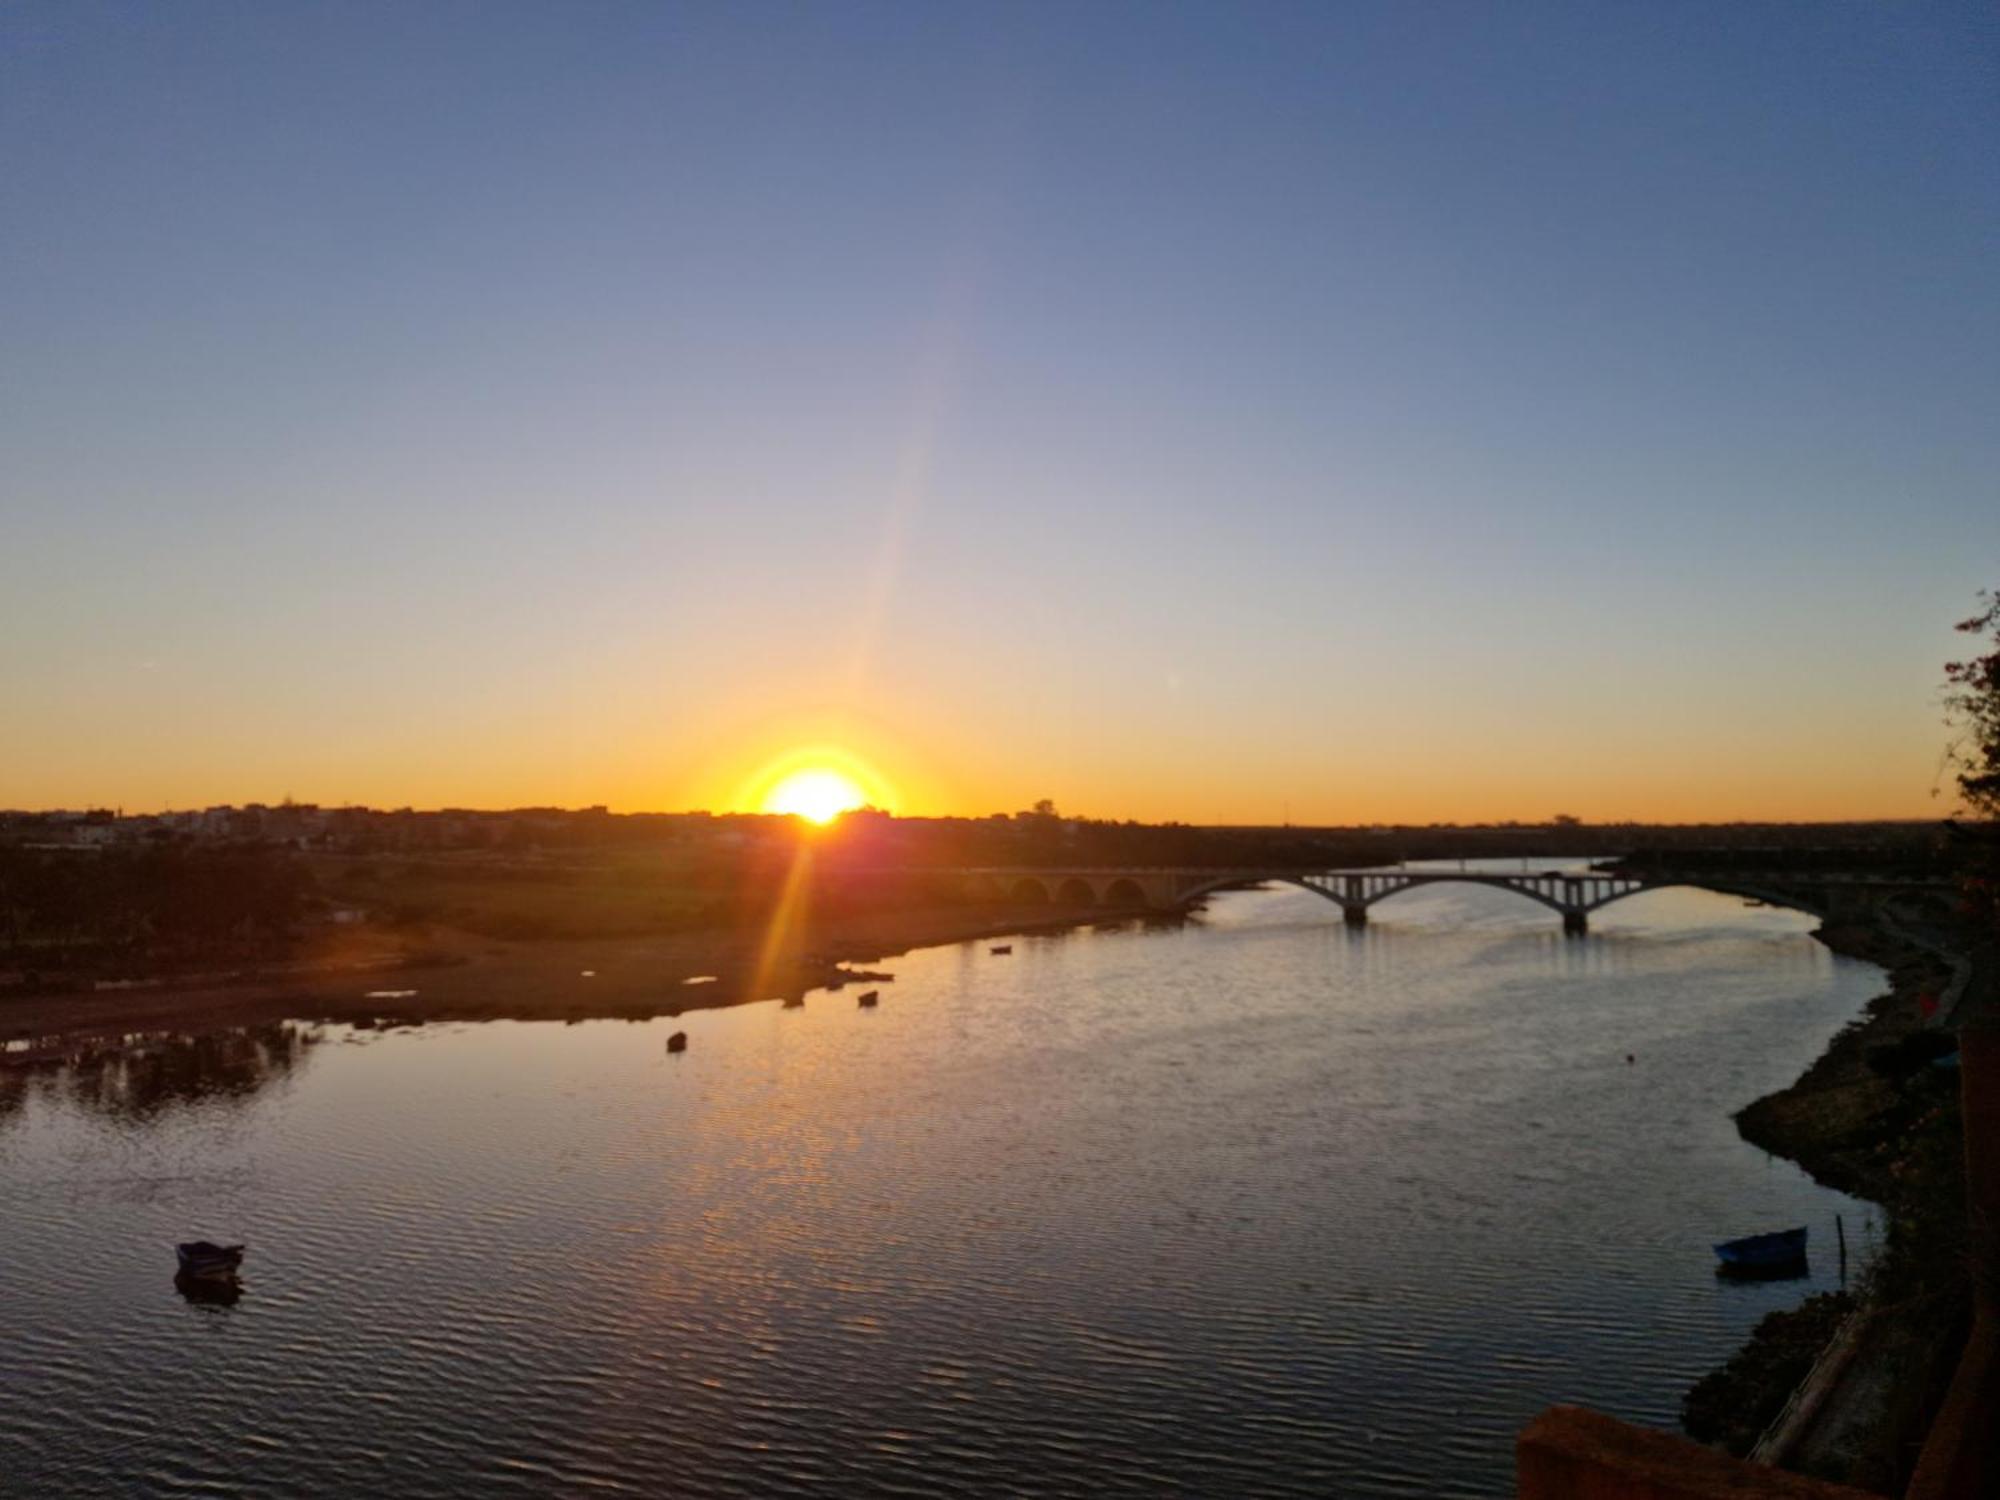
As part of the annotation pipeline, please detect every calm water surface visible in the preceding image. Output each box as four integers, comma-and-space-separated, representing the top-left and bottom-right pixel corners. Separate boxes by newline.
1, 867, 1883, 1497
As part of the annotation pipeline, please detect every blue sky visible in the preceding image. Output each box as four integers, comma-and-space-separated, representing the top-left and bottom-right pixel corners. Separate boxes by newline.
3, 2, 1996, 819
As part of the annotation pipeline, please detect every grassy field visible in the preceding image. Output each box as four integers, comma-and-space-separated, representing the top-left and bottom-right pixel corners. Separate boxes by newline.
308, 852, 743, 939
307, 850, 969, 942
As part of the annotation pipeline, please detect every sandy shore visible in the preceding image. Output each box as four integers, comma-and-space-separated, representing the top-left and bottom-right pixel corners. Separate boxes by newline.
0, 901, 1120, 1049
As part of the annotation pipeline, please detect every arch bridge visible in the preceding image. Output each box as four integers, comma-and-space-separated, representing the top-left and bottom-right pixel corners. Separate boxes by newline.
954, 866, 1946, 936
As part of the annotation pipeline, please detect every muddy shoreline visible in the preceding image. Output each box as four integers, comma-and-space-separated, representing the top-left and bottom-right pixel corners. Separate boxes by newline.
0, 900, 1131, 1052
1735, 917, 1958, 1200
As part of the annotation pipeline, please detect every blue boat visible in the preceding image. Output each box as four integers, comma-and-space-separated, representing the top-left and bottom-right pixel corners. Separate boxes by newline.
1713, 1226, 1807, 1271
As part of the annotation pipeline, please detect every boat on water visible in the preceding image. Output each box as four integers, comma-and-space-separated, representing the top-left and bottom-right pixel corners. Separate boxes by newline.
990, 945, 1012, 956
1713, 1226, 1807, 1272
175, 1241, 245, 1279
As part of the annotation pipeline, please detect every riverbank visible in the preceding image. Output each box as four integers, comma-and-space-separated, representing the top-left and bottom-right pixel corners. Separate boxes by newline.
0, 899, 1131, 1052
1682, 913, 1970, 1492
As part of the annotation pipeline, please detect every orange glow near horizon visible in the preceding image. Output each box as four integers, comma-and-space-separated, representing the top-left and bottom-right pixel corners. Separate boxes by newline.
738, 746, 895, 823
762, 768, 869, 824
1, 695, 1960, 827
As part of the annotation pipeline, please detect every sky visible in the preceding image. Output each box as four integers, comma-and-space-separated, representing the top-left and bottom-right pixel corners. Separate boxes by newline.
3, 1, 1996, 823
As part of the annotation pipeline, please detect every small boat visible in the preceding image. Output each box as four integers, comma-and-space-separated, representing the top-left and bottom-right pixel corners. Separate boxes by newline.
176, 1241, 245, 1279
666, 1031, 687, 1053
1713, 1226, 1807, 1271
990, 945, 1012, 956
857, 990, 879, 1008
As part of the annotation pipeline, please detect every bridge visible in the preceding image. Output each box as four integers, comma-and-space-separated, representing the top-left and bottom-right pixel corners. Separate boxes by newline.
952, 866, 1952, 936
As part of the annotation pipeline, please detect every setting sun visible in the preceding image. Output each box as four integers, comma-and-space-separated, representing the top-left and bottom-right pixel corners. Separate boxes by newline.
737, 744, 895, 822
761, 767, 869, 824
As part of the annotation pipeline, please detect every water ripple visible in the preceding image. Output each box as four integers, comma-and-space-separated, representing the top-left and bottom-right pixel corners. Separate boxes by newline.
0, 877, 1882, 1498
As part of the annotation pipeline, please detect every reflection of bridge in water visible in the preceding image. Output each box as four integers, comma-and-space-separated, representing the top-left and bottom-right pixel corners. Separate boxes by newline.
954, 866, 1952, 936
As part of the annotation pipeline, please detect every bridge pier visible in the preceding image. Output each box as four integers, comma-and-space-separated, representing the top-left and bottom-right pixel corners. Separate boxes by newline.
1342, 903, 1368, 928
1562, 910, 1588, 937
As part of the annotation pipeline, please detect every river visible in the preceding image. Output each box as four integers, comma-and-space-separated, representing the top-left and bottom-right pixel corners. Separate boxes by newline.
0, 863, 1882, 1497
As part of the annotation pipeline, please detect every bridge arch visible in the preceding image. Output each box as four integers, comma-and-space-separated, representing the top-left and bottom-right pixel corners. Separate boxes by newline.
1576, 880, 1820, 918
1055, 877, 1097, 906
1428, 878, 1567, 916
1009, 877, 1051, 904
1172, 872, 1344, 908
1102, 877, 1148, 907
1340, 876, 1576, 918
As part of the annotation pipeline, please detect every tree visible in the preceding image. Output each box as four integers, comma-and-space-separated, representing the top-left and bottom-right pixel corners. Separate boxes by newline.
1943, 588, 2000, 936
1944, 589, 2000, 820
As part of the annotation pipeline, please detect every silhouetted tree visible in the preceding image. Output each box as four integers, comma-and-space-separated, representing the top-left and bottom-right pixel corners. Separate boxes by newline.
1945, 589, 2000, 819
1943, 588, 2000, 934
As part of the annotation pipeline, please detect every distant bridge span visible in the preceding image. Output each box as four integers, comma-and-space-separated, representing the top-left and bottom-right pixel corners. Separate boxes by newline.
948, 866, 1950, 936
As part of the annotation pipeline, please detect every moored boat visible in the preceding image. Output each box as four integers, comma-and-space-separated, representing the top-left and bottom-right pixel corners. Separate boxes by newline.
1712, 1226, 1807, 1271
175, 1241, 245, 1279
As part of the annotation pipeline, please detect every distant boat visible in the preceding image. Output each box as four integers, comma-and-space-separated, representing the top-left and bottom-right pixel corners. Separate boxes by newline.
990, 945, 1012, 956
1713, 1226, 1807, 1272
175, 1241, 244, 1279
